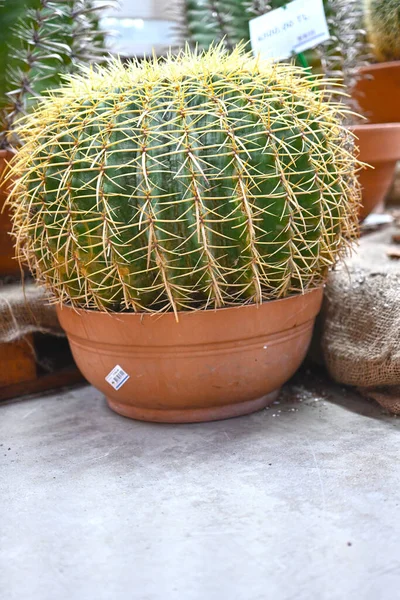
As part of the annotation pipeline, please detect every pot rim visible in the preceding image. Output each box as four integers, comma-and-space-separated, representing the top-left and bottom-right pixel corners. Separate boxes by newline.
351, 122, 400, 163
56, 286, 324, 320
359, 60, 400, 73
350, 122, 400, 133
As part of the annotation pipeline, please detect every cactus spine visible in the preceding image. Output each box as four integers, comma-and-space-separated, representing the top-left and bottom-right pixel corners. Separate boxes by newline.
364, 0, 400, 61
9, 46, 360, 315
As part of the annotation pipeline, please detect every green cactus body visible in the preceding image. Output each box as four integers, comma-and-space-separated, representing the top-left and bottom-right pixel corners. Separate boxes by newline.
364, 0, 400, 61
9, 47, 360, 315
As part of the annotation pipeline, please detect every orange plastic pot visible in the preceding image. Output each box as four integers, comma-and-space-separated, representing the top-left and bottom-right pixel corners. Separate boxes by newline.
0, 150, 19, 276
352, 123, 400, 220
57, 288, 323, 423
352, 62, 400, 124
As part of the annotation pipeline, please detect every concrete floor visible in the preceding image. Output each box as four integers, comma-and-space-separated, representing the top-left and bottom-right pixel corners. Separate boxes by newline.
0, 371, 399, 600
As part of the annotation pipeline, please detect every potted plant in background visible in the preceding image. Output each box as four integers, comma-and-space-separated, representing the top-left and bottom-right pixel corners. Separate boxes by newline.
353, 0, 400, 124
172, 0, 400, 220
0, 0, 108, 275
351, 0, 400, 214
0, 0, 40, 275
8, 46, 360, 423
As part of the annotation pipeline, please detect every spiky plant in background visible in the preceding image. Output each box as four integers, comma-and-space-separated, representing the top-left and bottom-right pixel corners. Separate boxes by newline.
0, 0, 108, 148
173, 0, 252, 51
364, 0, 400, 61
8, 46, 360, 316
310, 0, 373, 104
0, 0, 41, 121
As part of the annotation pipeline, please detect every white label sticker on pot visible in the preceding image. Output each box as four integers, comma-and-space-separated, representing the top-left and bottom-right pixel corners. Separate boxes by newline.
249, 0, 330, 62
106, 365, 130, 390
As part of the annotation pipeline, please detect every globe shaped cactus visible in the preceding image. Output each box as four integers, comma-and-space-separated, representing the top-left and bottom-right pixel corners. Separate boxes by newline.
8, 46, 360, 316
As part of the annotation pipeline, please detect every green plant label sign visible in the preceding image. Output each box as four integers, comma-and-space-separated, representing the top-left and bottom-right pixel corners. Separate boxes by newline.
249, 0, 330, 61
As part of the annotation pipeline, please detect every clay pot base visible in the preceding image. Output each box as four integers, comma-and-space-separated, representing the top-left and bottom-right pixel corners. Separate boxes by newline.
107, 390, 280, 424
57, 288, 323, 424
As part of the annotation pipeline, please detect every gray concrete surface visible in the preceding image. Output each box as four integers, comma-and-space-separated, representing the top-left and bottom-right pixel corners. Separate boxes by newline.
0, 372, 399, 600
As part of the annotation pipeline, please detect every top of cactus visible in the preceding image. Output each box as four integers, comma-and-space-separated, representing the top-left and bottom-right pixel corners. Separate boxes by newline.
35, 43, 346, 104
8, 45, 360, 315
16, 43, 353, 152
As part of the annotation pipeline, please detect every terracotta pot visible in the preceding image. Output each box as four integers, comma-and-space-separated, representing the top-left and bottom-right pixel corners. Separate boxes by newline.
0, 150, 19, 276
352, 123, 400, 221
57, 288, 323, 423
352, 62, 400, 124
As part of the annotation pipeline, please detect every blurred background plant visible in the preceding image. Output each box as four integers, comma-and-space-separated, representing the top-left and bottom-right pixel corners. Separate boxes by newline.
364, 0, 400, 62
98, 0, 175, 58
0, 0, 110, 149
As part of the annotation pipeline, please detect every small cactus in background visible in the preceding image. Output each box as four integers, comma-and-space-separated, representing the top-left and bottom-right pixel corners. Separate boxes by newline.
364, 0, 400, 61
173, 0, 252, 51
8, 46, 360, 315
0, 0, 108, 148
0, 0, 41, 121
312, 0, 373, 106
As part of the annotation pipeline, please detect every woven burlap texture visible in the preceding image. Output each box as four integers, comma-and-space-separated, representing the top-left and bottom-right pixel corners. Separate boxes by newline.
321, 226, 400, 414
357, 386, 400, 415
0, 283, 62, 344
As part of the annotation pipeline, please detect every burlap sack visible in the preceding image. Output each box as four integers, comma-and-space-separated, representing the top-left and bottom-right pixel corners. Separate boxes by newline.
357, 386, 400, 415
0, 283, 62, 344
321, 226, 400, 414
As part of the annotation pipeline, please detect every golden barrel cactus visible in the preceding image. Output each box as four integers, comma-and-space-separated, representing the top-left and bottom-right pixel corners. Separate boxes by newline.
8, 46, 360, 315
